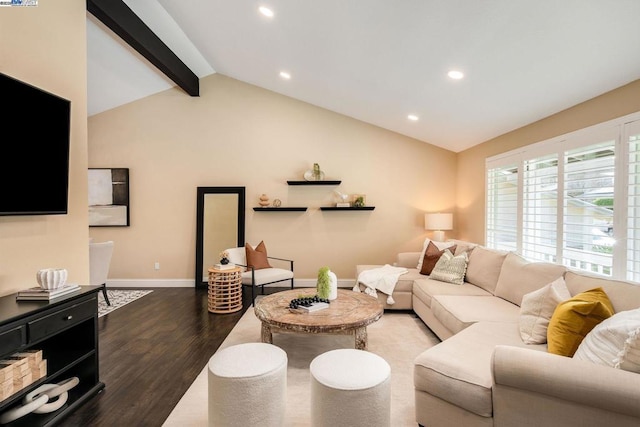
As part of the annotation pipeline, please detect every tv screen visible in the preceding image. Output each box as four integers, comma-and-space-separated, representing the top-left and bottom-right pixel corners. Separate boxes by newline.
0, 72, 71, 216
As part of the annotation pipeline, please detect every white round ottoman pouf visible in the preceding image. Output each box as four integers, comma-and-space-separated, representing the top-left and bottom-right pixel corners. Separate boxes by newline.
208, 342, 288, 427
310, 349, 391, 427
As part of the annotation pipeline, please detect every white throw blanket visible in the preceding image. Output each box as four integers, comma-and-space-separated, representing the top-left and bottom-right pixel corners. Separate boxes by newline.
353, 264, 408, 305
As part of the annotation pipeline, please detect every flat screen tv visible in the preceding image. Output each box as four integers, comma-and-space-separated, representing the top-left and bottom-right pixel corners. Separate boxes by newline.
0, 72, 71, 216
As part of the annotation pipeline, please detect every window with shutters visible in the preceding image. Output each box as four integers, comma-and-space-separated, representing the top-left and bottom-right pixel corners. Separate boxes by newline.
486, 113, 640, 282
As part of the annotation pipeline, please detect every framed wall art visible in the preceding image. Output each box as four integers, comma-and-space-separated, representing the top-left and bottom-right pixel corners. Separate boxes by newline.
88, 168, 130, 226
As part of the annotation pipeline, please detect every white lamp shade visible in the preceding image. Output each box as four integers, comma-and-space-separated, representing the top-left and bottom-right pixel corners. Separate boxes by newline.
425, 213, 453, 231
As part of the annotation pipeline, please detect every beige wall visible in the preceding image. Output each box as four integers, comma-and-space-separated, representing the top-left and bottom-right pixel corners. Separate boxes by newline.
88, 74, 457, 281
457, 79, 640, 245
0, 1, 89, 297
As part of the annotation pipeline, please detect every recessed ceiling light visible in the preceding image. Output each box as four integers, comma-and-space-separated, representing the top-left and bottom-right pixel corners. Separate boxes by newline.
408, 114, 419, 121
279, 71, 291, 80
259, 6, 274, 17
447, 70, 464, 80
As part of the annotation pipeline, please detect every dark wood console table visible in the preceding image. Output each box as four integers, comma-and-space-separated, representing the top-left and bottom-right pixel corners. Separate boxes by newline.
0, 286, 104, 426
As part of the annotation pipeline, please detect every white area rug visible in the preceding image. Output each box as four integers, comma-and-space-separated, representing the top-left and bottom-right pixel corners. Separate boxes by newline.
98, 289, 153, 317
163, 308, 439, 426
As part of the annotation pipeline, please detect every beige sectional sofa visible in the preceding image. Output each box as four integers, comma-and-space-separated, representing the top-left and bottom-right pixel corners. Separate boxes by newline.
356, 243, 640, 427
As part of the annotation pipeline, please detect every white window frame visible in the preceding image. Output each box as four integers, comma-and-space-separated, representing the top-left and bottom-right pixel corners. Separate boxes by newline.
486, 111, 640, 282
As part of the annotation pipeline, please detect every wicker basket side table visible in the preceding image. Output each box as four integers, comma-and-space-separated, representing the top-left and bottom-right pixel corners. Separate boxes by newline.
208, 267, 243, 314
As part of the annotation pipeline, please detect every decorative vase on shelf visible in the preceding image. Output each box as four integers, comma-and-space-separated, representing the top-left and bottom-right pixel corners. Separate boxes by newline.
259, 194, 270, 207
220, 258, 229, 265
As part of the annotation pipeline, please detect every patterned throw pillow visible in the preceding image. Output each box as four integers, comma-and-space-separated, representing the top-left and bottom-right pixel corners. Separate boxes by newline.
519, 277, 571, 344
429, 250, 469, 285
245, 241, 272, 270
573, 308, 640, 373
420, 241, 457, 275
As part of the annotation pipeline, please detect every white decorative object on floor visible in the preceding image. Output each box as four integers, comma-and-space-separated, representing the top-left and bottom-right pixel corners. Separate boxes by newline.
310, 348, 391, 427
208, 342, 287, 427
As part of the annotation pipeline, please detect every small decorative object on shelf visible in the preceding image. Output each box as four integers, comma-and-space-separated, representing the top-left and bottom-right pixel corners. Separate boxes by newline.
303, 163, 326, 181
219, 250, 230, 265
352, 194, 366, 207
334, 190, 351, 207
258, 194, 270, 207
272, 199, 282, 207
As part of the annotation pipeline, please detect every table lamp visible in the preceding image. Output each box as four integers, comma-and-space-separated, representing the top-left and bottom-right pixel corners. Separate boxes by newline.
425, 213, 453, 242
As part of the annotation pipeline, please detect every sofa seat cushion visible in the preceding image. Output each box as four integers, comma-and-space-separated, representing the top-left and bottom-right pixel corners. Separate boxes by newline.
355, 265, 420, 294
414, 321, 546, 418
431, 295, 520, 335
413, 278, 491, 309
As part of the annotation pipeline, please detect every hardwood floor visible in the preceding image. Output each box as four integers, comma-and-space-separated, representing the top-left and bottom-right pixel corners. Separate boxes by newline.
60, 286, 284, 427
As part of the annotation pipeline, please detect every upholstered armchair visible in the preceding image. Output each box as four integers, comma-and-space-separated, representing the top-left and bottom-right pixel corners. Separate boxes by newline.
225, 242, 294, 304
89, 240, 114, 306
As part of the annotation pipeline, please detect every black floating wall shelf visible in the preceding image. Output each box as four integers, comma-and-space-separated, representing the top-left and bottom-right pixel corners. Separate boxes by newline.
253, 207, 308, 212
320, 207, 375, 211
287, 180, 342, 186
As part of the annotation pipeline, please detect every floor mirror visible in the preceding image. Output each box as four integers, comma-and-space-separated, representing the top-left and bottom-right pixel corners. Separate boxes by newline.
195, 187, 245, 288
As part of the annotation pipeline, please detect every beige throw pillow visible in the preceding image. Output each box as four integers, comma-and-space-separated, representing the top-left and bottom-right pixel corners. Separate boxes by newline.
573, 308, 640, 373
429, 250, 468, 285
519, 276, 571, 344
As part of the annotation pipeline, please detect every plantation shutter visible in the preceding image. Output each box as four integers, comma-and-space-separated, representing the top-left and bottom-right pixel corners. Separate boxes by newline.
626, 120, 640, 281
563, 140, 616, 276
486, 164, 519, 251
522, 154, 558, 262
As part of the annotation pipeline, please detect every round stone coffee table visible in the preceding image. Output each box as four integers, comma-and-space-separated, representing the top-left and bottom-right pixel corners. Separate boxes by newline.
254, 288, 383, 350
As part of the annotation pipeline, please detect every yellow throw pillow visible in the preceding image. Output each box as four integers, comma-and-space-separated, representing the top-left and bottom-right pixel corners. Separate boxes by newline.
547, 287, 614, 357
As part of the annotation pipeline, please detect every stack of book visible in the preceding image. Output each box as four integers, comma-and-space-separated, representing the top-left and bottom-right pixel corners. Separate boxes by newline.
0, 350, 46, 400
213, 263, 236, 270
16, 283, 81, 301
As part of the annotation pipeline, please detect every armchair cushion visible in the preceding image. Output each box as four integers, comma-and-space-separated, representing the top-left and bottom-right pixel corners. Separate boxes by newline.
245, 241, 272, 270
241, 268, 294, 286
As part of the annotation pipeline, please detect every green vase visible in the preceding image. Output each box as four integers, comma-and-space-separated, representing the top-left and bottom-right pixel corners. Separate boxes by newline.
317, 266, 331, 299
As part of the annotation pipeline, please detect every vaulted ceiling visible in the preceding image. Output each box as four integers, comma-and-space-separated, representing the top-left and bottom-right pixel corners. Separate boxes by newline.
87, 0, 640, 153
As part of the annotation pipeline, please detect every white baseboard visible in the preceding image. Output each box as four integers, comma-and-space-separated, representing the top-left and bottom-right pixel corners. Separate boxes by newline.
106, 278, 355, 288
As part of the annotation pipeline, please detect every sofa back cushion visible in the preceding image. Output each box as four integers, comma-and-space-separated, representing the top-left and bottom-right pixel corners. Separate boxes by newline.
564, 270, 640, 313
464, 246, 508, 293
494, 252, 566, 306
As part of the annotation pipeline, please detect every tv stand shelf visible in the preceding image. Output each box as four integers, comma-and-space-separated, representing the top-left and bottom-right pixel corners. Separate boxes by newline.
0, 286, 104, 426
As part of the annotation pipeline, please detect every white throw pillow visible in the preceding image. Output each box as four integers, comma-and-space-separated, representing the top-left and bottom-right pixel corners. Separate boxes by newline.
518, 276, 571, 344
573, 308, 640, 373
429, 250, 468, 285
416, 239, 456, 271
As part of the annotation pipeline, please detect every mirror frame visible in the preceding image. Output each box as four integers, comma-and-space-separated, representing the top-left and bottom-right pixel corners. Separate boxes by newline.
195, 186, 245, 288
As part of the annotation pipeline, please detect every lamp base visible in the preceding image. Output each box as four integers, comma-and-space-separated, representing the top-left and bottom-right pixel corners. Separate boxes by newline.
432, 230, 445, 242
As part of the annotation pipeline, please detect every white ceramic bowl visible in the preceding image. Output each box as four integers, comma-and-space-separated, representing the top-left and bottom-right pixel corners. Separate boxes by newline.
36, 268, 68, 290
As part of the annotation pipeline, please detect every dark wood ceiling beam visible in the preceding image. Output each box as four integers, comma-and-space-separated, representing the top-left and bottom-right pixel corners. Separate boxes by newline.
87, 0, 199, 96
